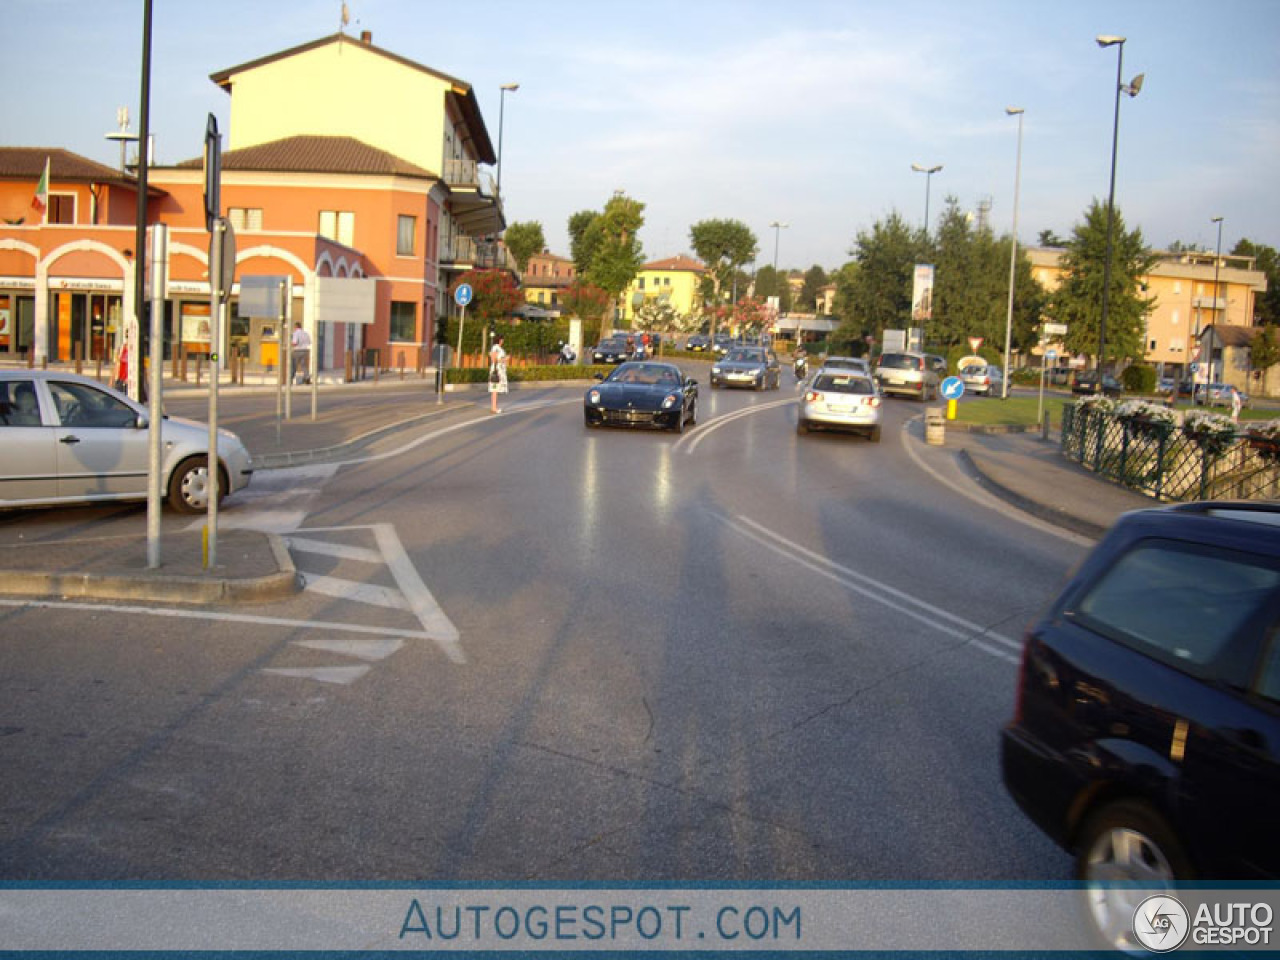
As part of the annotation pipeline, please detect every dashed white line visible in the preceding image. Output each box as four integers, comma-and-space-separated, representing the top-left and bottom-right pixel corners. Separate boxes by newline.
717, 513, 1023, 665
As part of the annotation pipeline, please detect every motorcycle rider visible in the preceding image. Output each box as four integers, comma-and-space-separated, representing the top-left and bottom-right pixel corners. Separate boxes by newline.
793, 343, 808, 379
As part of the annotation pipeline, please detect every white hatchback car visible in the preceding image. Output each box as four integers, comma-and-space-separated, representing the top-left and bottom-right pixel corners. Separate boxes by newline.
0, 370, 253, 512
797, 370, 883, 441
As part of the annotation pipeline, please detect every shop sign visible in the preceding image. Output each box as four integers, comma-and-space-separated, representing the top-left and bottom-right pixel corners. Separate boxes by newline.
53, 277, 124, 292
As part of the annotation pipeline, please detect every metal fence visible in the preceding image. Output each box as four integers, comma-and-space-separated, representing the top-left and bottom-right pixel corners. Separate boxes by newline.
1061, 405, 1280, 502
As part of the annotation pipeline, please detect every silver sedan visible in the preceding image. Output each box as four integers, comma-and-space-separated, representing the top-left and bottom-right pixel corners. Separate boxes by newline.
0, 370, 253, 512
797, 370, 883, 441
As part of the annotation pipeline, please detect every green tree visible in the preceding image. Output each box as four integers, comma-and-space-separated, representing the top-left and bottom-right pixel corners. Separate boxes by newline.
1233, 238, 1280, 326
799, 265, 828, 311
568, 209, 601, 275
688, 219, 759, 310
582, 192, 646, 325
503, 221, 545, 273
448, 270, 520, 325
562, 280, 612, 347
1037, 229, 1065, 247
838, 211, 927, 342
1251, 325, 1280, 380
1050, 200, 1157, 368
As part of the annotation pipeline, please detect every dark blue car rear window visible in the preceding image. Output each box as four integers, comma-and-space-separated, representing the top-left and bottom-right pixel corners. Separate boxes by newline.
1072, 539, 1280, 674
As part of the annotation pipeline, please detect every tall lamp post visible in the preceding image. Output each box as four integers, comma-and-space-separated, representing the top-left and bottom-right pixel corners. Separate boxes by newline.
769, 219, 788, 302
1096, 35, 1143, 379
496, 82, 519, 197
911, 163, 942, 236
1209, 215, 1224, 385
1001, 107, 1025, 399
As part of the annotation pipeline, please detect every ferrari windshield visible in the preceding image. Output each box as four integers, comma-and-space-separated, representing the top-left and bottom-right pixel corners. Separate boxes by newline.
606, 363, 682, 386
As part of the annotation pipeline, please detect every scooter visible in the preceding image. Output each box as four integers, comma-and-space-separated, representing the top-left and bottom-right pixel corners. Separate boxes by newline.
556, 343, 577, 365
794, 355, 808, 380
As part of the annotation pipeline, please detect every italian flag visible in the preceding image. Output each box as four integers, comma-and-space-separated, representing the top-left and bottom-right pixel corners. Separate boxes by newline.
31, 157, 49, 220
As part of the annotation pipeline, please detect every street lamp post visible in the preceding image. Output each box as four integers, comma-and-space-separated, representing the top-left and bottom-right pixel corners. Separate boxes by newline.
1210, 215, 1224, 385
911, 163, 942, 235
1096, 35, 1143, 379
769, 220, 788, 306
1001, 108, 1024, 400
496, 82, 519, 196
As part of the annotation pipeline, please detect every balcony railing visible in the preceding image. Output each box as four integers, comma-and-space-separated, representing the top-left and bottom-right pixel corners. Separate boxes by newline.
440, 236, 515, 272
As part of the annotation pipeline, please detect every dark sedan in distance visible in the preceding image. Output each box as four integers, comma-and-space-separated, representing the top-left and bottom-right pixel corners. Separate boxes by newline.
583, 362, 698, 432
591, 337, 631, 364
710, 346, 781, 390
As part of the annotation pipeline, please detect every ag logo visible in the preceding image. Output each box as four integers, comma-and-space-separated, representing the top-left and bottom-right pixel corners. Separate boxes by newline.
1133, 895, 1189, 952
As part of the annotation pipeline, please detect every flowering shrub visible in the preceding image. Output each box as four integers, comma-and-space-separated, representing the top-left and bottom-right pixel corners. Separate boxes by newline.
1115, 398, 1178, 428
1248, 418, 1280, 443
1074, 393, 1116, 414
1181, 409, 1239, 457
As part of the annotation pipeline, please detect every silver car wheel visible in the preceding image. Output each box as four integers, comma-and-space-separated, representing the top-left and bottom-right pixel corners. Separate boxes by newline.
1082, 826, 1177, 954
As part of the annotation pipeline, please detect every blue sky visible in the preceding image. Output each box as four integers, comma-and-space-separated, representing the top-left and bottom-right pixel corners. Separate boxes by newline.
7, 0, 1279, 271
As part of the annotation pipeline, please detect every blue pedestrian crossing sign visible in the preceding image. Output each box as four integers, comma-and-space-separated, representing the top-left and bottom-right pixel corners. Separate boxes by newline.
941, 376, 965, 400
454, 283, 473, 308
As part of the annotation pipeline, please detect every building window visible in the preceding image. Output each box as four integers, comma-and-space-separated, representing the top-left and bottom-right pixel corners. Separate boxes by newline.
47, 194, 75, 224
319, 210, 355, 247
389, 301, 416, 342
638, 277, 645, 290
228, 207, 263, 231
397, 215, 416, 256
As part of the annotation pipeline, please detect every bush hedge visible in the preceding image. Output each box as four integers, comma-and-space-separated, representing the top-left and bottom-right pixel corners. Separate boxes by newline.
1121, 364, 1157, 394
445, 363, 616, 385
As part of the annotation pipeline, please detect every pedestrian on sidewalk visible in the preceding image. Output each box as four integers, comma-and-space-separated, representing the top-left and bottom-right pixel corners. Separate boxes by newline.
1230, 385, 1243, 423
291, 321, 312, 385
489, 334, 508, 413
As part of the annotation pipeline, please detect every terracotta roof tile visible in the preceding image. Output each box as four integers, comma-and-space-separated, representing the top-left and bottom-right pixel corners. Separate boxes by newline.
0, 147, 130, 182
174, 135, 437, 179
642, 254, 705, 273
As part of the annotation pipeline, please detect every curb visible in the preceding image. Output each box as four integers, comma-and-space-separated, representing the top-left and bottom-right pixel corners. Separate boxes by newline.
0, 533, 300, 605
956, 449, 1108, 541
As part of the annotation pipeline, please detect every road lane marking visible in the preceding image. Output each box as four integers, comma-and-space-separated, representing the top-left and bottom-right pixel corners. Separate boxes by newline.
676, 396, 797, 455
291, 637, 405, 661
0, 598, 439, 642
717, 513, 1023, 664
897, 417, 1093, 548
285, 537, 383, 564
332, 398, 578, 468
301, 523, 464, 664
302, 574, 412, 611
261, 666, 371, 685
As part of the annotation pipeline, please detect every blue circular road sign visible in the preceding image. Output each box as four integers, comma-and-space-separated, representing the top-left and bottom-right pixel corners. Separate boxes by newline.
454, 283, 473, 307
1046, 348, 1058, 361
941, 376, 965, 401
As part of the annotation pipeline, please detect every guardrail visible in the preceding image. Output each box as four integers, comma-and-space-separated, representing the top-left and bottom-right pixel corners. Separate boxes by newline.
1061, 404, 1279, 502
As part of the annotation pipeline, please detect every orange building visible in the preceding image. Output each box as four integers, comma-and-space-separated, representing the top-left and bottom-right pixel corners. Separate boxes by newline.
0, 30, 505, 374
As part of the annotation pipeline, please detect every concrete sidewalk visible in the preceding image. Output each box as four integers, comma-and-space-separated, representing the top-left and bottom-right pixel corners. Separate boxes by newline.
0, 379, 1161, 605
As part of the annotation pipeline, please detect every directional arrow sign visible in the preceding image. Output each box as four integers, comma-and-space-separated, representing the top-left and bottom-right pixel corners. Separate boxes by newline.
941, 376, 965, 401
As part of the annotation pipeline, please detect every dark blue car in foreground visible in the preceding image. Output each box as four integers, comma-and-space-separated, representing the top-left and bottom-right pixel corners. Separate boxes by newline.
1001, 502, 1280, 951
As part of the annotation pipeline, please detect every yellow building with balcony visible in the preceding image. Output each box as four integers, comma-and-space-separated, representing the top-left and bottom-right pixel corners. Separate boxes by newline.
622, 255, 705, 324
1025, 246, 1268, 387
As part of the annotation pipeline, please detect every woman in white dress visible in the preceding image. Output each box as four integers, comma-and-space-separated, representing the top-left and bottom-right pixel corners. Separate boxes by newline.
489, 335, 508, 413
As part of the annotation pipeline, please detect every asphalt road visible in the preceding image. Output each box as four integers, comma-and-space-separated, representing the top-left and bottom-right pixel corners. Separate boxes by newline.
0, 380, 1083, 882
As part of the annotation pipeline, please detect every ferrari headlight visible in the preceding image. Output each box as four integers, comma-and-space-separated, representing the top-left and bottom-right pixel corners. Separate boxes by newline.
588, 390, 601, 404
662, 393, 679, 409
